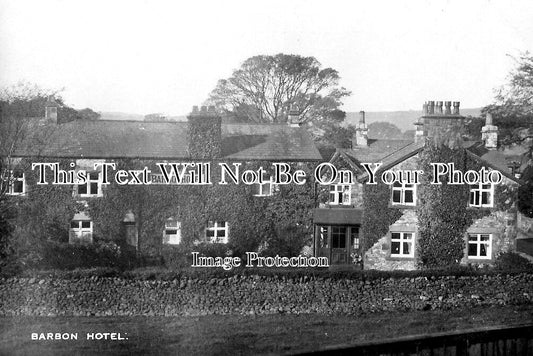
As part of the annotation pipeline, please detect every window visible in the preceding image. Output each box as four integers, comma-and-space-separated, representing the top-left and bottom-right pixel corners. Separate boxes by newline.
390, 232, 415, 258
329, 184, 351, 205
331, 226, 347, 248
163, 219, 181, 245
351, 226, 360, 250
469, 183, 493, 208
77, 171, 102, 197
467, 233, 492, 259
254, 180, 277, 197
6, 170, 25, 195
69, 220, 93, 244
391, 182, 416, 206
205, 221, 229, 243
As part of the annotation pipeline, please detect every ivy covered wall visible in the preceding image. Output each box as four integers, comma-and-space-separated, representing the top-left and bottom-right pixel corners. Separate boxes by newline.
7, 158, 319, 268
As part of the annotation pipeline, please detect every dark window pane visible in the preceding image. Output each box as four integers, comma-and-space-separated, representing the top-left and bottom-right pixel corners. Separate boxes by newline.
81, 221, 91, 229
217, 221, 225, 227
391, 232, 400, 240
70, 221, 78, 229
13, 170, 23, 178
468, 234, 477, 241
468, 243, 477, 256
480, 234, 490, 241
14, 181, 23, 193
78, 184, 87, 194
404, 190, 413, 203
403, 242, 411, 255
392, 190, 401, 203
90, 172, 99, 180
481, 192, 489, 204
90, 183, 98, 194
391, 241, 400, 254
479, 244, 487, 256
165, 229, 177, 235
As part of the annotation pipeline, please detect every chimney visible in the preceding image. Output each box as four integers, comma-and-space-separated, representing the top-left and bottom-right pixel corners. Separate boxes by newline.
419, 100, 464, 140
45, 96, 59, 123
481, 113, 498, 150
287, 104, 301, 127
187, 105, 222, 159
414, 118, 425, 144
353, 110, 368, 147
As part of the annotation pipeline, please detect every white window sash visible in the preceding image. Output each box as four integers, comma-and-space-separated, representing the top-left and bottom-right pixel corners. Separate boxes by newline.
469, 184, 494, 207
390, 232, 415, 258
468, 234, 492, 259
205, 221, 229, 243
329, 184, 351, 205
391, 183, 416, 206
77, 171, 103, 197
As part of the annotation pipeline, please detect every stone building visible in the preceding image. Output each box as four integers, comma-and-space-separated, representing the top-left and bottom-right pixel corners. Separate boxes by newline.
314, 101, 532, 269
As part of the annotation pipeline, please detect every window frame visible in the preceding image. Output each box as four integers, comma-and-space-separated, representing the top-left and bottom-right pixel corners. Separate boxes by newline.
254, 180, 277, 197
205, 221, 229, 244
390, 232, 415, 258
69, 220, 93, 244
467, 233, 493, 260
6, 170, 26, 196
163, 219, 182, 245
469, 183, 494, 208
391, 182, 416, 206
329, 184, 352, 205
77, 171, 103, 197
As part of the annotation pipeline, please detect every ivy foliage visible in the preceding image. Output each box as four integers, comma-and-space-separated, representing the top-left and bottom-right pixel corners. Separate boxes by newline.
187, 115, 222, 159
88, 160, 317, 261
416, 145, 492, 268
361, 181, 402, 252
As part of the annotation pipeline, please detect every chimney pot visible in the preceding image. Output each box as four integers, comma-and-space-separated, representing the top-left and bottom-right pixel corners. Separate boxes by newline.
192, 106, 199, 113
423, 102, 428, 115
436, 101, 443, 114
208, 105, 216, 113
452, 101, 460, 115
428, 101, 435, 114
359, 110, 366, 124
444, 101, 452, 115
200, 106, 207, 112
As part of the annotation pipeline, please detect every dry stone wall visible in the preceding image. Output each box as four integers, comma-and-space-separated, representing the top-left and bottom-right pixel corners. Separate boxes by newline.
1, 273, 532, 316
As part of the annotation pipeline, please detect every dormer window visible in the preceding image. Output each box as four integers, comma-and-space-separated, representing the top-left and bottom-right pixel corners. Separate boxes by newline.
391, 182, 416, 206
329, 184, 351, 205
69, 220, 93, 244
469, 183, 493, 208
163, 219, 182, 245
77, 171, 102, 197
6, 170, 25, 195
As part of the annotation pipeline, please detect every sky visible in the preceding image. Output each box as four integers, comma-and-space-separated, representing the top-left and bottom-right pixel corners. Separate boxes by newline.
1, 0, 532, 115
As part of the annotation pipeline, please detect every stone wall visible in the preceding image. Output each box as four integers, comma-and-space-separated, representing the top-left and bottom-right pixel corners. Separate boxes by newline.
1, 273, 531, 316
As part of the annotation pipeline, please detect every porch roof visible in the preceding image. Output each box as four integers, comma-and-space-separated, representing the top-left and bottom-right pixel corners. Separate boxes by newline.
313, 208, 363, 225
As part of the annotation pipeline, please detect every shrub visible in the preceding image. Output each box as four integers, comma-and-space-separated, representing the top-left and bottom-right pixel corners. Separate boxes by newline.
494, 252, 533, 271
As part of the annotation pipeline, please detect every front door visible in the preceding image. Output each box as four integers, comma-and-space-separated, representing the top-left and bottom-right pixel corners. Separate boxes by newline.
330, 226, 349, 264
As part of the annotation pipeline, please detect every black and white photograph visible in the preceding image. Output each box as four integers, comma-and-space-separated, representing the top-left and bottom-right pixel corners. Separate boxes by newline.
1, 0, 533, 355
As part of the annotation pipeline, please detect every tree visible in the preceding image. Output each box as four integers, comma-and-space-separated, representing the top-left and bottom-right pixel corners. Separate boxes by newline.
367, 122, 403, 140
207, 54, 350, 124
481, 52, 533, 145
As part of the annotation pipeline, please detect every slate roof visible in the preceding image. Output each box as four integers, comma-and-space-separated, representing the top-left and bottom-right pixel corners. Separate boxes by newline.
13, 119, 322, 161
331, 137, 527, 183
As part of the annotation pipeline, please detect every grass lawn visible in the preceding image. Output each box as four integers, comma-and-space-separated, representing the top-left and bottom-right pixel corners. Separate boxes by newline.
1, 305, 532, 355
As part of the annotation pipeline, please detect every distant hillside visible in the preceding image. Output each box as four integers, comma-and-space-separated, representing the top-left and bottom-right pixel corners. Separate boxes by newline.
345, 108, 481, 132
99, 112, 187, 121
